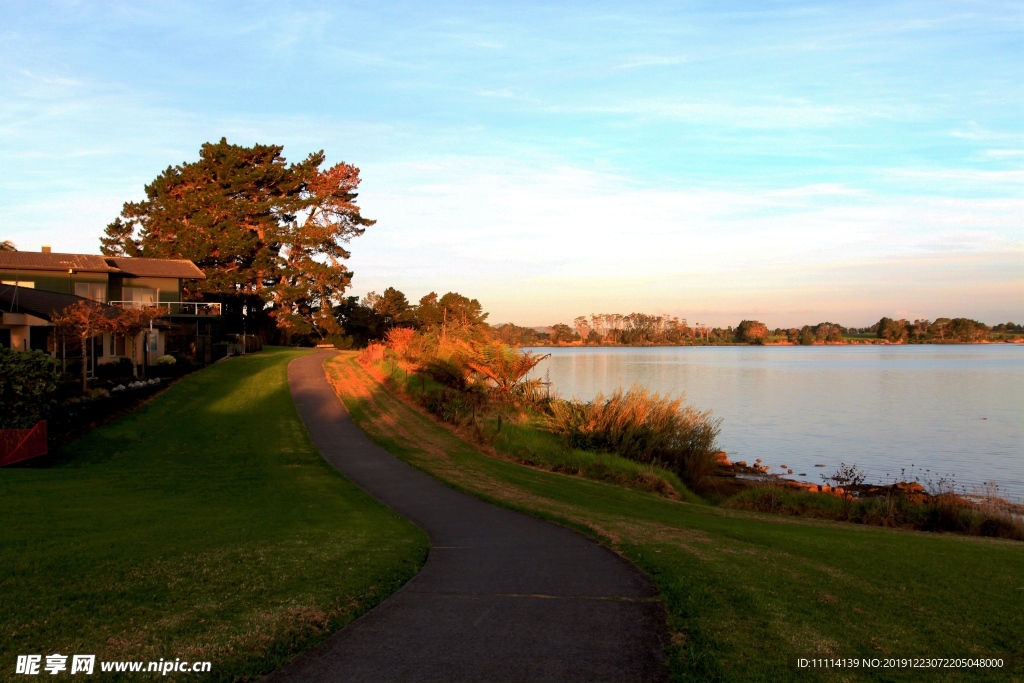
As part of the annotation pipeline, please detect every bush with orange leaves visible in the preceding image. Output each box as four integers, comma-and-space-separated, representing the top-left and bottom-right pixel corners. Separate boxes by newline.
358, 343, 387, 365
385, 327, 416, 357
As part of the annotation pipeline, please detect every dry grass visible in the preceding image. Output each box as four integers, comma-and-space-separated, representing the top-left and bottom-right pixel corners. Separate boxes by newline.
546, 385, 722, 489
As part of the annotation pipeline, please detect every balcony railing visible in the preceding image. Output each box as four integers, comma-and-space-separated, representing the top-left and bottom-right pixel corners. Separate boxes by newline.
109, 301, 222, 316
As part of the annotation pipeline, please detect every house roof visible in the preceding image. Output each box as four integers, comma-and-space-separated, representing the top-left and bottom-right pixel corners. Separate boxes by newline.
0, 252, 118, 273
105, 257, 206, 279
0, 285, 172, 328
0, 252, 206, 279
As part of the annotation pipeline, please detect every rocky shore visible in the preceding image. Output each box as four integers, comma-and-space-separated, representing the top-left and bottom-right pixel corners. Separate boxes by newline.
708, 451, 1024, 516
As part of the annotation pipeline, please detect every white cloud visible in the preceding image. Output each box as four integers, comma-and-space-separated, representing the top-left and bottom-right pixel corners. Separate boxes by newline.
886, 168, 1024, 187
478, 88, 516, 98
981, 149, 1024, 159
950, 125, 1024, 143
546, 99, 860, 129
346, 157, 1024, 325
614, 55, 686, 69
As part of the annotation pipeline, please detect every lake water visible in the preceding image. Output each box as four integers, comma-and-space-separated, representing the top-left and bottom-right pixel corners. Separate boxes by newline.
526, 345, 1024, 501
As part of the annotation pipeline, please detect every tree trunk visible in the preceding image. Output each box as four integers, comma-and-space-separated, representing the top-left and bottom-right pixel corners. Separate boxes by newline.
129, 336, 138, 378
80, 334, 89, 393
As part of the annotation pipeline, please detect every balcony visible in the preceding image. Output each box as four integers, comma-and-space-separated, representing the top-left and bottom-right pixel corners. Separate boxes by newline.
109, 301, 222, 316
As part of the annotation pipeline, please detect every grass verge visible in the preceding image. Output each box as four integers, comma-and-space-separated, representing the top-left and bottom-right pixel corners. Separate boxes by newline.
372, 357, 699, 501
0, 348, 428, 682
326, 352, 1024, 682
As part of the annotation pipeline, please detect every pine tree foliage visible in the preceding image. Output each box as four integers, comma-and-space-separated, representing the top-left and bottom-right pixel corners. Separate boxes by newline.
100, 139, 374, 339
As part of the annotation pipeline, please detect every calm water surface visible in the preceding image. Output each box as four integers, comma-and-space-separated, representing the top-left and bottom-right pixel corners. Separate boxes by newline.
527, 345, 1024, 501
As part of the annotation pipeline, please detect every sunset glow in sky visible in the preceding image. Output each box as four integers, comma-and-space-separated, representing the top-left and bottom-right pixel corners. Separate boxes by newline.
2, 1, 1021, 326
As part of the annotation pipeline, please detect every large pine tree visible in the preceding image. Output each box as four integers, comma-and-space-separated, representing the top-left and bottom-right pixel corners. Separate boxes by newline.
101, 138, 374, 341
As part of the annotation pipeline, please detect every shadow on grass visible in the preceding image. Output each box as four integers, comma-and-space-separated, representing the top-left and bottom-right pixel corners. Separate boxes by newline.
1, 347, 429, 682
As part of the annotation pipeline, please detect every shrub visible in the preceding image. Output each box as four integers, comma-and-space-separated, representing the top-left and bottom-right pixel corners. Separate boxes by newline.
822, 462, 866, 519
0, 348, 62, 428
155, 354, 177, 366
725, 483, 1024, 541
385, 327, 416, 356
424, 357, 467, 390
327, 334, 355, 350
96, 357, 135, 379
424, 389, 471, 425
358, 343, 387, 365
546, 385, 721, 489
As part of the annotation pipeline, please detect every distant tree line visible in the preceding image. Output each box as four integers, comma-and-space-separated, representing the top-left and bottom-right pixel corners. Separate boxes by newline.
487, 312, 1022, 347
305, 295, 1023, 349
867, 317, 999, 343
329, 288, 488, 348
491, 314, 738, 346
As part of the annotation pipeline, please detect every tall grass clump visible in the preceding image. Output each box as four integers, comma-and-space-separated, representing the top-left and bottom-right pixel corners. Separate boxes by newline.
546, 385, 721, 490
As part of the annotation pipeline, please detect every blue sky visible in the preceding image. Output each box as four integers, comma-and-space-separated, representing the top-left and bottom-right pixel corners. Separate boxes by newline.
1, 0, 1021, 326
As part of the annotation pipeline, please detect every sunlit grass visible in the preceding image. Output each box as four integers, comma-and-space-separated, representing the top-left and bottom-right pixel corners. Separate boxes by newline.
0, 348, 428, 682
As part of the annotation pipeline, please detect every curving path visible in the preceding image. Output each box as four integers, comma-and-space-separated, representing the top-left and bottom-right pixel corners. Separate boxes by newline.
264, 351, 667, 683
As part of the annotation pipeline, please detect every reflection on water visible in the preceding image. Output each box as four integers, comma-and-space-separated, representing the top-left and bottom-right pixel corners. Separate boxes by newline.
527, 345, 1024, 501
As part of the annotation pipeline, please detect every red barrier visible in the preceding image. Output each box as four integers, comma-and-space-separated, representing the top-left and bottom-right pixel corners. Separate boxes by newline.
0, 420, 48, 466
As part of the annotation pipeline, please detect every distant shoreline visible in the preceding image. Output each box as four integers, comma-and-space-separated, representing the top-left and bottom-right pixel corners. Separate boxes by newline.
524, 338, 1024, 348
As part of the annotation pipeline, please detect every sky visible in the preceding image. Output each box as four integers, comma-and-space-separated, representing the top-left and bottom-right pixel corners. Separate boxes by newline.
1, 0, 1021, 327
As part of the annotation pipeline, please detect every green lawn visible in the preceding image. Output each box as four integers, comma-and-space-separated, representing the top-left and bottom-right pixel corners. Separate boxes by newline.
0, 348, 428, 682
328, 353, 1024, 682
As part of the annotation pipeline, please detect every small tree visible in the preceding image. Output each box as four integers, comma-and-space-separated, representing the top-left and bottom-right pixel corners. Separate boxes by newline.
52, 300, 115, 392
466, 342, 549, 396
111, 305, 168, 378
822, 462, 866, 519
385, 326, 416, 357
384, 327, 418, 376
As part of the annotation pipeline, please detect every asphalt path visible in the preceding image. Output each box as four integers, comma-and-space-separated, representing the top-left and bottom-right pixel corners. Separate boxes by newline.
264, 351, 667, 682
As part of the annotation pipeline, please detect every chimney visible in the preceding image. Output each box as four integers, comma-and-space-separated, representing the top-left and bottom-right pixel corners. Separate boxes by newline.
41, 245, 52, 254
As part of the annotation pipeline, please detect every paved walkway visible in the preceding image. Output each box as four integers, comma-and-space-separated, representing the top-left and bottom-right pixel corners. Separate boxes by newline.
265, 351, 666, 682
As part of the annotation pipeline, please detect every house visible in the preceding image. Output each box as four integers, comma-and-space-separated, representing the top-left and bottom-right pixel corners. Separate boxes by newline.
0, 247, 218, 369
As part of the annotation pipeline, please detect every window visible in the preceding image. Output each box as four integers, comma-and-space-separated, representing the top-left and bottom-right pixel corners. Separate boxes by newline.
2, 280, 34, 288
123, 286, 157, 304
74, 282, 107, 302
